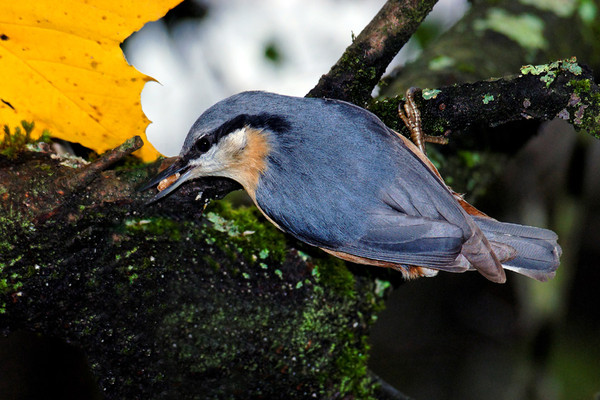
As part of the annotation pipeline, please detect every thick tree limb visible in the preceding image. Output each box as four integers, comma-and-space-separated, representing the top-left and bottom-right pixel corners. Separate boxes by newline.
0, 146, 390, 399
307, 0, 438, 104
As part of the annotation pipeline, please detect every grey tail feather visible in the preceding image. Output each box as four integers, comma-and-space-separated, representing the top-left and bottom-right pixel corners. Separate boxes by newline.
473, 216, 562, 282
460, 226, 506, 283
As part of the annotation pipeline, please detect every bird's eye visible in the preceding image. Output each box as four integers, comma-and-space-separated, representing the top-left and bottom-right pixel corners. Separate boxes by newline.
196, 138, 211, 153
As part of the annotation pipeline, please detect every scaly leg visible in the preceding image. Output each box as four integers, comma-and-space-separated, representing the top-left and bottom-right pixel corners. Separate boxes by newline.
398, 87, 448, 155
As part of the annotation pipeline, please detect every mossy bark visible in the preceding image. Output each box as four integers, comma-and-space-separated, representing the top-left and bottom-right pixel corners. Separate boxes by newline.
0, 148, 396, 399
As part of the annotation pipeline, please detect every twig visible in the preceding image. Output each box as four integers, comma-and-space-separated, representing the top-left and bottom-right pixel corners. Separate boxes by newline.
65, 136, 144, 191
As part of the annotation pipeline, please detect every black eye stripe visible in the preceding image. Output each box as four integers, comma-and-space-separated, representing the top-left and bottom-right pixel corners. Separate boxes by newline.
213, 114, 249, 143
188, 113, 291, 160
213, 113, 291, 142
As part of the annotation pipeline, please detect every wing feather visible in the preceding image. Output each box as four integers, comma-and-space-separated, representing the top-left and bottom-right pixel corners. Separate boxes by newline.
324, 209, 465, 268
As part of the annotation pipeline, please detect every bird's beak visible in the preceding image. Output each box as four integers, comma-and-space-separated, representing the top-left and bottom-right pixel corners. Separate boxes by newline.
139, 157, 195, 203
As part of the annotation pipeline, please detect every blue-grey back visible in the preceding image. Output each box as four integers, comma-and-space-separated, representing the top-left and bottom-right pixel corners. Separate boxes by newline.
184, 91, 472, 257
208, 92, 473, 249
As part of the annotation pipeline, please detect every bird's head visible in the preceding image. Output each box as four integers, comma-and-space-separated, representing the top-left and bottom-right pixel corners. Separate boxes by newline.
142, 110, 291, 202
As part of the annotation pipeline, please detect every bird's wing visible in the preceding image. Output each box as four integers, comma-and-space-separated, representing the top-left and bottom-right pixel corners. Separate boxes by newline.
324, 207, 465, 268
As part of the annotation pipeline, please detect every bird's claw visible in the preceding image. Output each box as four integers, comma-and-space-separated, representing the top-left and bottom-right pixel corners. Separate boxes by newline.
398, 87, 448, 155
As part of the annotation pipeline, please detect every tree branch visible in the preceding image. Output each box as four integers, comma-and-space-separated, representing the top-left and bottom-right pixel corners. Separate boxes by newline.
370, 58, 600, 142
64, 135, 143, 192
307, 0, 438, 104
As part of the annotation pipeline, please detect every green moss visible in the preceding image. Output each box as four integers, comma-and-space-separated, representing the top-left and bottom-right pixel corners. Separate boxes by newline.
310, 255, 356, 299
561, 59, 583, 75
568, 78, 591, 93
124, 217, 183, 242
308, 48, 380, 105
0, 257, 26, 314
204, 212, 241, 236
422, 88, 442, 100
204, 200, 289, 264
335, 331, 374, 398
0, 204, 38, 313
521, 57, 583, 88
540, 71, 557, 87
374, 279, 392, 298
482, 93, 495, 104
520, 58, 581, 77
564, 72, 600, 138
1, 121, 51, 159
157, 247, 384, 398
367, 96, 403, 131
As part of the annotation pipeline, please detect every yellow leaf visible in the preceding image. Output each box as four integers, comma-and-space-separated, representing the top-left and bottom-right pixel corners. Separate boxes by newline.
0, 0, 181, 161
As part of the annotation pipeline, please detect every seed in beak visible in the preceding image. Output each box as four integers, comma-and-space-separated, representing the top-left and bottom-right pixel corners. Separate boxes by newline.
157, 173, 181, 192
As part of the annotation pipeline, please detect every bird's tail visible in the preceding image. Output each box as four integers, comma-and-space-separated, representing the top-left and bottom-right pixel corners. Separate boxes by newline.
473, 216, 562, 282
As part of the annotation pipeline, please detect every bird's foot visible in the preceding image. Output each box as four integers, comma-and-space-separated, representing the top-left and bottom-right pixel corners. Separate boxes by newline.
398, 87, 449, 155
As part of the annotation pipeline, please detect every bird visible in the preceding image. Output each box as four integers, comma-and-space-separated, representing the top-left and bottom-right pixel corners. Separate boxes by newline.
142, 91, 561, 283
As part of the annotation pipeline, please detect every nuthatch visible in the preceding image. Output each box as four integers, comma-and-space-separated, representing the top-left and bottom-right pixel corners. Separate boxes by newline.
142, 91, 561, 283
